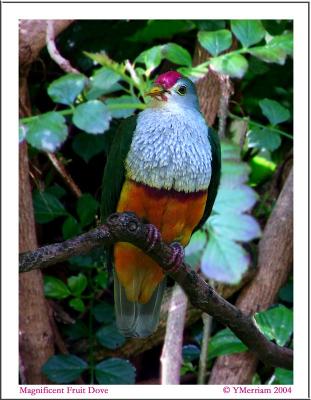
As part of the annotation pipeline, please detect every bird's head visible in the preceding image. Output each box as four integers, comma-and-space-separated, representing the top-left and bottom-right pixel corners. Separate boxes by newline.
146, 71, 199, 111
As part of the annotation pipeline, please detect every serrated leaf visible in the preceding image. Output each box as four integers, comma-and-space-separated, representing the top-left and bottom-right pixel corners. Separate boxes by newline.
44, 276, 71, 299
259, 98, 290, 125
201, 234, 250, 283
213, 185, 258, 214
161, 43, 192, 66
42, 354, 88, 383
69, 298, 85, 312
182, 344, 201, 362
95, 358, 136, 384
208, 214, 261, 242
254, 305, 293, 346
76, 193, 99, 226
48, 73, 86, 105
247, 127, 281, 151
94, 271, 109, 289
33, 190, 67, 224
68, 273, 87, 296
198, 29, 232, 56
210, 54, 248, 78
274, 368, 293, 385
96, 324, 125, 349
231, 20, 265, 48
86, 67, 122, 100
72, 132, 108, 163
106, 95, 140, 118
208, 328, 247, 359
92, 301, 115, 324
26, 112, 68, 152
73, 100, 112, 134
62, 215, 81, 240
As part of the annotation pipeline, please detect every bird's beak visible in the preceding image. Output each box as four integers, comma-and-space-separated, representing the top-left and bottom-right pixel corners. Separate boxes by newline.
146, 85, 169, 101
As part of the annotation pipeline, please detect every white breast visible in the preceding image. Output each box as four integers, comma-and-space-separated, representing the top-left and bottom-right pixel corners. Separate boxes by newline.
125, 105, 212, 193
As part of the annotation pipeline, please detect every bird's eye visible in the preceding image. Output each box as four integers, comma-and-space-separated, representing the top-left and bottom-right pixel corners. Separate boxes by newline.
177, 85, 187, 96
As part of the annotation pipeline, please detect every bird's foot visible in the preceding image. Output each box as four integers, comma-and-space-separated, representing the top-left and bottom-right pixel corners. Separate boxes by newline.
167, 242, 185, 273
145, 224, 162, 252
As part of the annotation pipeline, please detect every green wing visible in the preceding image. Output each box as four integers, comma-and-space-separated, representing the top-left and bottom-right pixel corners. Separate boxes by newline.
194, 127, 221, 231
100, 115, 137, 222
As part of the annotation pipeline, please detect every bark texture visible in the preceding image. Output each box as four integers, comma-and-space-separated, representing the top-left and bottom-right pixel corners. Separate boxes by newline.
209, 168, 293, 384
19, 19, 74, 384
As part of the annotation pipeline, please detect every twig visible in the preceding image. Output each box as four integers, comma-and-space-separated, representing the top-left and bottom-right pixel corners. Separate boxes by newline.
197, 311, 213, 384
160, 284, 188, 384
47, 152, 82, 198
46, 20, 80, 74
19, 212, 293, 370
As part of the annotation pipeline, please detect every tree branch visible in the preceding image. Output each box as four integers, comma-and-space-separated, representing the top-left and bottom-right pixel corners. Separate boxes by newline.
19, 212, 293, 370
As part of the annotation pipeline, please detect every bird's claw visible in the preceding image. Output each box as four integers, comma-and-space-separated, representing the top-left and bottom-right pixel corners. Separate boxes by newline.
167, 242, 185, 273
145, 224, 161, 252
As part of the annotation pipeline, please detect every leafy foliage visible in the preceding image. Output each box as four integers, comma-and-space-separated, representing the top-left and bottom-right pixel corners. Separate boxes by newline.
21, 19, 293, 385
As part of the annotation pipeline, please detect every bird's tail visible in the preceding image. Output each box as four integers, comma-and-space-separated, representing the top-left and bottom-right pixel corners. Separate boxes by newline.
113, 270, 166, 338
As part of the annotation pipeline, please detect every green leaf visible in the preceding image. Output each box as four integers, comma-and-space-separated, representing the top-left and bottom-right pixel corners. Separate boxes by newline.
231, 20, 265, 48
42, 354, 88, 383
94, 271, 109, 289
198, 29, 232, 56
248, 45, 286, 65
274, 368, 293, 385
33, 190, 67, 224
73, 100, 112, 134
62, 215, 81, 240
208, 213, 261, 242
92, 301, 115, 324
62, 320, 88, 340
210, 54, 248, 78
213, 185, 258, 214
268, 33, 293, 56
72, 132, 108, 163
182, 344, 201, 362
259, 98, 290, 125
86, 67, 122, 100
48, 73, 86, 105
96, 324, 126, 349
26, 112, 68, 152
249, 155, 277, 186
247, 127, 281, 151
208, 328, 247, 359
161, 43, 192, 66
95, 358, 136, 384
44, 276, 71, 299
278, 280, 293, 304
136, 46, 162, 72
76, 193, 99, 226
68, 273, 87, 297
254, 305, 293, 346
46, 184, 66, 199
129, 20, 194, 42
69, 255, 94, 268
106, 95, 140, 119
69, 298, 85, 312
201, 234, 250, 283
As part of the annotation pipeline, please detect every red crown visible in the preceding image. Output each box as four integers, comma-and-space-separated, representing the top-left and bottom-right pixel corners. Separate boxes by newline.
155, 71, 182, 89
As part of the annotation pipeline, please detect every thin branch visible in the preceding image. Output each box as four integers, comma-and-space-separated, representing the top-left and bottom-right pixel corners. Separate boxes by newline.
19, 212, 293, 370
46, 20, 80, 74
217, 74, 233, 139
47, 152, 82, 198
160, 284, 188, 384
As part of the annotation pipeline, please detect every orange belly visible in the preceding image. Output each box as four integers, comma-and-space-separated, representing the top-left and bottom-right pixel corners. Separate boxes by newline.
114, 179, 207, 303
